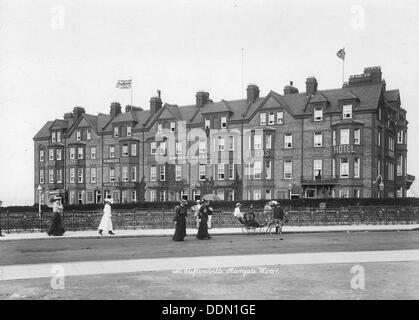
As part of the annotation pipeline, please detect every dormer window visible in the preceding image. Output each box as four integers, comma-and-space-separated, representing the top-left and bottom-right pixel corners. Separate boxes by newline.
342, 104, 352, 119
277, 112, 284, 124
87, 129, 91, 140
221, 116, 227, 128
170, 122, 176, 132
127, 125, 132, 137
51, 132, 56, 143
314, 107, 323, 121
57, 131, 61, 142
113, 127, 119, 137
205, 118, 210, 129
260, 113, 266, 125
76, 130, 81, 141
268, 112, 274, 125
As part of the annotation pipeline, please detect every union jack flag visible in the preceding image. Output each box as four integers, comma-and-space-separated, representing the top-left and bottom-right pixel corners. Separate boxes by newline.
116, 79, 132, 89
336, 48, 345, 60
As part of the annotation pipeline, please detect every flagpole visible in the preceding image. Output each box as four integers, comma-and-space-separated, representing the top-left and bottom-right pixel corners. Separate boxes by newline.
130, 77, 133, 106
241, 48, 244, 99
342, 58, 345, 85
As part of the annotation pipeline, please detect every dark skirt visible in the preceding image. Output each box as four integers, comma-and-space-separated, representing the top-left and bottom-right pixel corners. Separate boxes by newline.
172, 216, 187, 241
196, 215, 211, 240
47, 212, 65, 236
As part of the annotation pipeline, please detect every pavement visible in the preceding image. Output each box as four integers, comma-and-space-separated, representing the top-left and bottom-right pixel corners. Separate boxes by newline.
1, 223, 418, 241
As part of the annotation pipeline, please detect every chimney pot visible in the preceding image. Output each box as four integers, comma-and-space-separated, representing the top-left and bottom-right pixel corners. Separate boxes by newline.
110, 102, 121, 118
283, 81, 299, 95
150, 96, 162, 114
246, 84, 260, 104
73, 107, 85, 121
305, 77, 318, 96
196, 91, 209, 108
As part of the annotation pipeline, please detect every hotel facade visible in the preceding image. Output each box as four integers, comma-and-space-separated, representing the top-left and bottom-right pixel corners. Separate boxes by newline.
33, 66, 415, 204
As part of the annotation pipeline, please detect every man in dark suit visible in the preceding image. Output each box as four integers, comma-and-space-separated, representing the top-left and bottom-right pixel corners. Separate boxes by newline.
0, 209, 4, 237
272, 201, 285, 239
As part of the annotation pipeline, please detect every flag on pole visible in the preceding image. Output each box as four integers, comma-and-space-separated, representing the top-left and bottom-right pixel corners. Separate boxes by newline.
116, 79, 132, 89
336, 48, 345, 60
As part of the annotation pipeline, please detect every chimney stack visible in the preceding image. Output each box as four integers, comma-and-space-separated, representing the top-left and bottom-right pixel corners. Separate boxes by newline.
283, 81, 299, 95
150, 96, 162, 114
196, 91, 209, 108
246, 84, 260, 104
73, 107, 85, 121
110, 102, 121, 118
64, 112, 74, 120
305, 77, 318, 96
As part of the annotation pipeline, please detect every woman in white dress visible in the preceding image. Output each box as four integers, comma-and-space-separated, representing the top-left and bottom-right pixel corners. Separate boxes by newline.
98, 198, 115, 235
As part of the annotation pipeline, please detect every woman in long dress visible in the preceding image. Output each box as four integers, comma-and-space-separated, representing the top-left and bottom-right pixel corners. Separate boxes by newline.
196, 200, 211, 240
47, 196, 65, 236
98, 198, 115, 235
172, 199, 188, 241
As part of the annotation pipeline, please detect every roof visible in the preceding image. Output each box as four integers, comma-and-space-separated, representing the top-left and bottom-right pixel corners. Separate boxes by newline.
33, 121, 54, 140
34, 79, 398, 138
385, 89, 400, 102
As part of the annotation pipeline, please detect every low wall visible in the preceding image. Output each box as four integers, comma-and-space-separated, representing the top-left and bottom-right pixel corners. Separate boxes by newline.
1, 206, 418, 234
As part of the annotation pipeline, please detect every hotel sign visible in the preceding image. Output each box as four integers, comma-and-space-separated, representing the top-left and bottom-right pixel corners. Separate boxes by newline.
104, 182, 119, 187
104, 158, 120, 164
333, 145, 355, 154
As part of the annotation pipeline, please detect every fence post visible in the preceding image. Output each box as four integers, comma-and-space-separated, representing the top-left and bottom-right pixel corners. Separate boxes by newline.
39, 211, 43, 232
162, 211, 165, 229
72, 210, 75, 230
0, 209, 2, 236
7, 210, 10, 234
133, 209, 136, 230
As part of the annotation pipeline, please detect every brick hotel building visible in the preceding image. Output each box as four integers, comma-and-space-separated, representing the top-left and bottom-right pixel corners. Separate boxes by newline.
33, 66, 415, 204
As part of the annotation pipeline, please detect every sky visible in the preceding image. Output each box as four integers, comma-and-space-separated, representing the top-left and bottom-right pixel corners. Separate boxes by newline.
0, 0, 418, 205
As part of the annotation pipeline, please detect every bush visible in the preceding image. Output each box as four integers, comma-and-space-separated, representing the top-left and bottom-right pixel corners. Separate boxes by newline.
1, 198, 418, 213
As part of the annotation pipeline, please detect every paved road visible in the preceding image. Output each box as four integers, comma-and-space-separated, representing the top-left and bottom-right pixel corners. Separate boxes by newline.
1, 231, 418, 266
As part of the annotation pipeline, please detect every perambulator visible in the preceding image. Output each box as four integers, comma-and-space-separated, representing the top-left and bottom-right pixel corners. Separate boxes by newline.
239, 211, 266, 234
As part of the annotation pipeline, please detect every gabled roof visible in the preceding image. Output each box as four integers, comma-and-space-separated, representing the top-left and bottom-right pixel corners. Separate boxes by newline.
338, 91, 359, 101
385, 89, 400, 102
309, 93, 329, 104
50, 119, 69, 130
33, 121, 54, 140
201, 100, 232, 115
111, 111, 138, 124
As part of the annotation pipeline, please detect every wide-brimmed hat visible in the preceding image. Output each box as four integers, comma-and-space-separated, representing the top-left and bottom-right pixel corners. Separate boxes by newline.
104, 198, 113, 204
52, 196, 62, 202
236, 202, 241, 207
196, 200, 201, 203
180, 199, 187, 204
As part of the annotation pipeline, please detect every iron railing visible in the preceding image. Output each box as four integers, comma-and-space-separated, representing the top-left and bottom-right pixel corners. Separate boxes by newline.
0, 206, 418, 234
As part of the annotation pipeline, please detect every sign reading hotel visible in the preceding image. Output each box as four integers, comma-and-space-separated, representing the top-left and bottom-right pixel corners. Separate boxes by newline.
333, 145, 355, 154
104, 158, 120, 163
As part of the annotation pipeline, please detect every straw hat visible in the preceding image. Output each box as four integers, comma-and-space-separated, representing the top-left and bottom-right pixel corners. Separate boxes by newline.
104, 198, 113, 204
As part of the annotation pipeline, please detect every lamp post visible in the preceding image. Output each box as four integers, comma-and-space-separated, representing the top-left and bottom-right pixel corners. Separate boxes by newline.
288, 178, 293, 199
0, 200, 3, 236
37, 185, 43, 217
